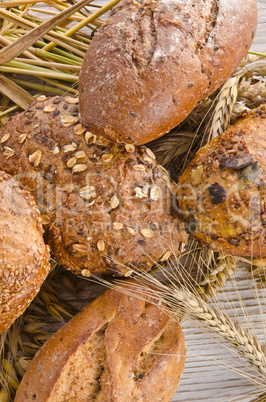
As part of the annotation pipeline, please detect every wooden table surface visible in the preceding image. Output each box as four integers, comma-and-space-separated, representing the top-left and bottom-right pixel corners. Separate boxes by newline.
253, 0, 265, 53
174, 1, 265, 400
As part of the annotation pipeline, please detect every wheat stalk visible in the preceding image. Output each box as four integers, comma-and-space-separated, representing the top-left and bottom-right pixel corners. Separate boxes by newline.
107, 274, 266, 387
170, 289, 266, 379
197, 252, 237, 299
207, 76, 240, 141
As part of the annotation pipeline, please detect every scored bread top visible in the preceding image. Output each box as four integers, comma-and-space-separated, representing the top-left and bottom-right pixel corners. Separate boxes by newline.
15, 281, 186, 402
177, 104, 266, 258
0, 96, 188, 277
79, 0, 257, 144
0, 171, 50, 334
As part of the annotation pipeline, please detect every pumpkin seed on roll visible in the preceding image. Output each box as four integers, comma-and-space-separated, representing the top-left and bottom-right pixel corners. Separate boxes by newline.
177, 104, 266, 258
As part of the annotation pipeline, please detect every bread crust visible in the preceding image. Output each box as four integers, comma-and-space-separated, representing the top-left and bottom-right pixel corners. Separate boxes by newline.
0, 96, 188, 276
0, 171, 50, 334
15, 282, 186, 402
177, 104, 266, 258
79, 0, 257, 145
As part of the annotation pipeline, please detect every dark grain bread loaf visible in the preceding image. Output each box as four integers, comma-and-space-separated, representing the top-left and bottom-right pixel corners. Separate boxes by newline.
0, 171, 50, 334
177, 104, 266, 258
15, 281, 186, 402
0, 96, 188, 277
79, 0, 257, 145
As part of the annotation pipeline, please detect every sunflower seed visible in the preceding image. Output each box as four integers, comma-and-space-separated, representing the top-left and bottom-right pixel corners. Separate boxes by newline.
146, 148, 156, 160
66, 157, 77, 168
143, 156, 154, 165
29, 150, 42, 167
3, 146, 14, 158
61, 115, 79, 127
36, 95, 47, 102
18, 134, 27, 143
75, 151, 86, 159
63, 143, 77, 153
74, 124, 86, 135
72, 244, 88, 253
127, 227, 136, 235
113, 222, 123, 230
110, 195, 119, 209
133, 164, 146, 172
97, 240, 105, 251
101, 153, 113, 163
43, 104, 57, 113
79, 185, 96, 200
65, 96, 79, 104
125, 144, 135, 152
1, 133, 10, 143
140, 228, 155, 238
72, 164, 87, 173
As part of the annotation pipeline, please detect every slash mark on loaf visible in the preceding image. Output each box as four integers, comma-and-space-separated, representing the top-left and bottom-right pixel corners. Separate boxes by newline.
132, 2, 157, 72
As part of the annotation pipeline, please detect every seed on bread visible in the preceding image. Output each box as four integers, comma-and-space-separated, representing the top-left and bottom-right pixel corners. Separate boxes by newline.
1, 133, 10, 143
0, 171, 50, 335
0, 96, 188, 277
178, 104, 266, 258
3, 146, 14, 158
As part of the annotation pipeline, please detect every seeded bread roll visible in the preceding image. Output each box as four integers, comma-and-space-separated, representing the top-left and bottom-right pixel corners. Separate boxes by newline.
0, 96, 188, 277
177, 104, 266, 258
15, 281, 186, 402
79, 0, 257, 145
0, 171, 50, 334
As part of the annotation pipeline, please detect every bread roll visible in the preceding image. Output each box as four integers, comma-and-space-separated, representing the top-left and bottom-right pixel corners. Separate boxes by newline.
177, 104, 266, 258
79, 0, 257, 145
0, 96, 188, 277
0, 171, 50, 334
15, 282, 186, 402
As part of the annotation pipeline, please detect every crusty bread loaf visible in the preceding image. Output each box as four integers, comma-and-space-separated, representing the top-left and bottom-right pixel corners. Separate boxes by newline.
0, 96, 188, 277
177, 104, 266, 258
15, 281, 186, 402
0, 171, 50, 334
79, 0, 257, 145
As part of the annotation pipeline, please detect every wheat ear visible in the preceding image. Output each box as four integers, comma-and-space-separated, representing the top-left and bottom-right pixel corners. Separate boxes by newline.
162, 287, 266, 381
